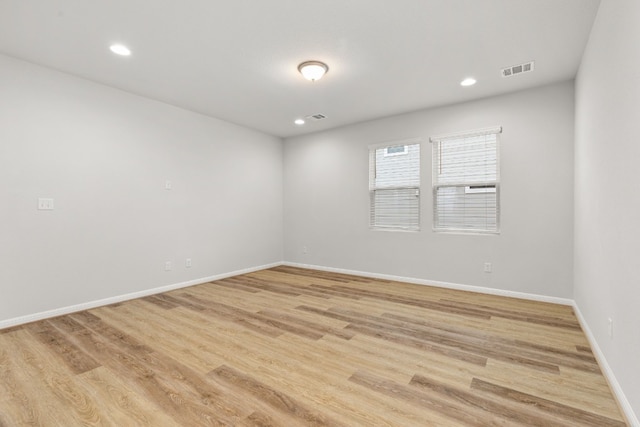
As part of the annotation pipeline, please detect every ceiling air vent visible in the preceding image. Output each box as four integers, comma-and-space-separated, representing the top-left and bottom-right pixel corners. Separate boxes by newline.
306, 113, 327, 121
501, 61, 534, 78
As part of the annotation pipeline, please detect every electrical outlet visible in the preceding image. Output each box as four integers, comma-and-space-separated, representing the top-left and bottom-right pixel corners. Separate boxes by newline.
165, 261, 172, 271
38, 198, 54, 210
608, 317, 613, 338
302, 246, 308, 254
165, 180, 172, 190
484, 262, 492, 273
186, 258, 192, 268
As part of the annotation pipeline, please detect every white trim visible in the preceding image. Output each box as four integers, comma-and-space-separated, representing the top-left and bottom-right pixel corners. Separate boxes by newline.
432, 229, 501, 236
430, 125, 502, 143
0, 262, 282, 330
572, 303, 639, 427
282, 261, 573, 306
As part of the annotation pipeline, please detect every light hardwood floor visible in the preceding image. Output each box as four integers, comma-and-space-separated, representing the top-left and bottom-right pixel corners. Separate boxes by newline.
0, 266, 629, 426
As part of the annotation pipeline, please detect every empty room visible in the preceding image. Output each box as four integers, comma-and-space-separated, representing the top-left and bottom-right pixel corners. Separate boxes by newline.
1, 0, 638, 425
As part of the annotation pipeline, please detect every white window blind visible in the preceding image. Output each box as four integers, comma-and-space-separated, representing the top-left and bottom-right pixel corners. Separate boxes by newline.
369, 141, 420, 231
431, 127, 501, 233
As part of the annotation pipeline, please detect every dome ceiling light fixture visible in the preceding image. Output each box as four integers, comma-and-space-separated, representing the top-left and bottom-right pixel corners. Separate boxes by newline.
298, 61, 329, 81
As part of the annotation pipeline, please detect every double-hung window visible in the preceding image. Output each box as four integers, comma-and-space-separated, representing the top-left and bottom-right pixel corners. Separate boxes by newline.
369, 140, 421, 231
431, 127, 501, 233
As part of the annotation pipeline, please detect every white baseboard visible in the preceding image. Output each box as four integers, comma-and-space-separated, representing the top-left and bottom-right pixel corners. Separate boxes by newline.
0, 261, 282, 330
572, 303, 639, 427
282, 261, 574, 306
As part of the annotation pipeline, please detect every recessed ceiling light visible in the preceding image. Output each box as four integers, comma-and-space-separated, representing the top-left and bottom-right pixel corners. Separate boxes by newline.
298, 61, 329, 81
460, 77, 477, 87
294, 119, 305, 125
110, 44, 131, 56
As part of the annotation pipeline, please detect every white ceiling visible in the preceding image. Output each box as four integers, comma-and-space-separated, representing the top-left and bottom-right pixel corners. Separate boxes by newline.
0, 0, 601, 138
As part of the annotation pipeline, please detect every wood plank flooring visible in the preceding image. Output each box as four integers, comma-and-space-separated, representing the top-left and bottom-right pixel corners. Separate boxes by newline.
0, 266, 628, 426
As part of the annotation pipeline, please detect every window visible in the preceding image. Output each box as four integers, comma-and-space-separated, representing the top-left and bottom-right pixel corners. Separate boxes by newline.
431, 127, 501, 233
384, 145, 408, 156
369, 140, 420, 231
465, 185, 496, 194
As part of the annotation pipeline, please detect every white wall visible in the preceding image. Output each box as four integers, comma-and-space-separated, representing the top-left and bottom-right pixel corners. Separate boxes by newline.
0, 54, 283, 324
284, 81, 575, 298
575, 0, 640, 421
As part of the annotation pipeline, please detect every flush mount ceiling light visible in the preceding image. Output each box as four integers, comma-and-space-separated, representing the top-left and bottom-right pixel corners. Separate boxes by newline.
460, 77, 477, 87
298, 61, 329, 81
294, 118, 305, 125
109, 44, 131, 56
